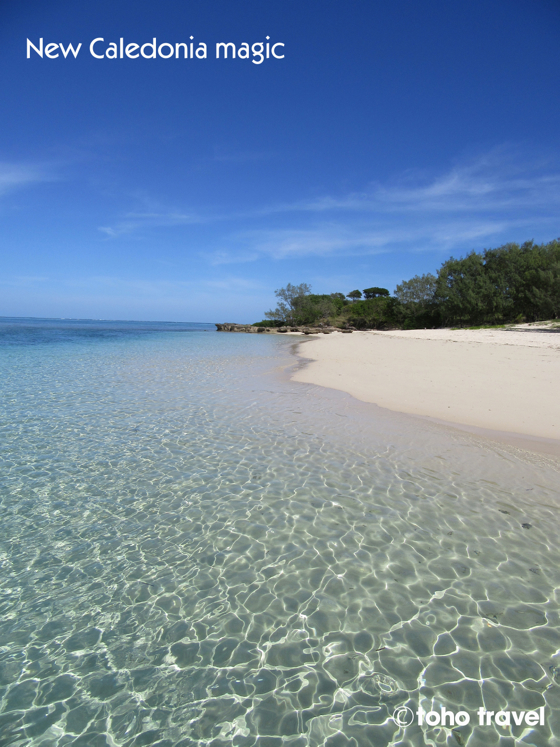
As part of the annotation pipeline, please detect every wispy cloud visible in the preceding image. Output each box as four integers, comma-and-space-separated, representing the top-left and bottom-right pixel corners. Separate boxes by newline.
219, 148, 560, 261
208, 250, 260, 265
223, 218, 519, 262
236, 225, 396, 259
0, 275, 51, 286
97, 147, 560, 260
259, 147, 560, 216
0, 162, 54, 196
99, 210, 204, 237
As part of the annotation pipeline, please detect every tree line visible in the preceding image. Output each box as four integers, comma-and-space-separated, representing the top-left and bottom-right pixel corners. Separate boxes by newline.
257, 239, 560, 329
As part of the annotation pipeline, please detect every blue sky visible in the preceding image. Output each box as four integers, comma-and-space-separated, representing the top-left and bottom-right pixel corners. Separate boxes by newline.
1, 0, 560, 322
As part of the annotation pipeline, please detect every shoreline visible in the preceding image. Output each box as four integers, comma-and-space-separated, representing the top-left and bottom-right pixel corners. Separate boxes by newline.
291, 325, 560, 458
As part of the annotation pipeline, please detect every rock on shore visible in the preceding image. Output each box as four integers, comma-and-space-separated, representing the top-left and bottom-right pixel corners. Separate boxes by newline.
215, 324, 353, 335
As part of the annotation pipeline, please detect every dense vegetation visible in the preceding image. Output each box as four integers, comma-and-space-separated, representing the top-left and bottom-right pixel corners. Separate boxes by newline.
257, 239, 560, 329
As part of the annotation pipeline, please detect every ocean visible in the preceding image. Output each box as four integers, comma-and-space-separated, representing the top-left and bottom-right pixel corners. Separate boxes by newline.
1, 318, 559, 747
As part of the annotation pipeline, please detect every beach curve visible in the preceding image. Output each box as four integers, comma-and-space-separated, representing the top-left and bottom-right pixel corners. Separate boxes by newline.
292, 324, 560, 456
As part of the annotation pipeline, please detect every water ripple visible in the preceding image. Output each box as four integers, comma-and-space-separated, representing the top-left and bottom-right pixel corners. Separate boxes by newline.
0, 329, 559, 746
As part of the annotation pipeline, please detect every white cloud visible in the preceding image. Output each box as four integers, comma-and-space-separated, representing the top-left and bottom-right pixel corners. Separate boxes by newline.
219, 148, 560, 261
230, 219, 521, 261
99, 210, 204, 237
266, 148, 560, 216
0, 162, 53, 196
208, 250, 260, 265
96, 146, 560, 260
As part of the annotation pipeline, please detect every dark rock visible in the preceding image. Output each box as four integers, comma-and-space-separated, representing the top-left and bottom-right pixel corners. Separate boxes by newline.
216, 323, 271, 333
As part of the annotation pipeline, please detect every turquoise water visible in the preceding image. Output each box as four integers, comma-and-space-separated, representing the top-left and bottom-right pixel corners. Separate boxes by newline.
1, 319, 560, 747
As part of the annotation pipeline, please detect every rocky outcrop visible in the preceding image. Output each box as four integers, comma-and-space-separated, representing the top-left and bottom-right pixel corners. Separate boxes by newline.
215, 324, 267, 333
215, 323, 354, 334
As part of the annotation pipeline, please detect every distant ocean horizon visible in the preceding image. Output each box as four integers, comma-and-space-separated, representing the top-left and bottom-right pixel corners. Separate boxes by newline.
0, 316, 217, 323
0, 315, 217, 327
0, 316, 217, 347
1, 317, 559, 746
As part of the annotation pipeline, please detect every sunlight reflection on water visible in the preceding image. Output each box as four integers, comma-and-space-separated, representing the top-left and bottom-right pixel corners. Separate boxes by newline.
1, 322, 559, 747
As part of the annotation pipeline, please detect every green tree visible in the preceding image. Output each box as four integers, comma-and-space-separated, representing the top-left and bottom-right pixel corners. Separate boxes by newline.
291, 294, 335, 324
393, 273, 439, 328
346, 296, 402, 329
434, 240, 560, 325
394, 274, 436, 305
435, 252, 497, 325
363, 287, 390, 299
264, 283, 312, 324
507, 240, 560, 321
347, 289, 362, 302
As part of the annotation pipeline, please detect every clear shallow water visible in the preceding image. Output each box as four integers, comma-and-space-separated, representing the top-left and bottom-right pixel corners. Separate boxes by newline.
1, 320, 560, 747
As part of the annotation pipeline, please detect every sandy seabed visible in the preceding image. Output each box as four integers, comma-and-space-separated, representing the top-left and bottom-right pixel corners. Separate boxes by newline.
292, 323, 560, 456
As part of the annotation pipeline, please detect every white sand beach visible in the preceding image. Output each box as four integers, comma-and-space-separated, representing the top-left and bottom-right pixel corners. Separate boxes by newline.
293, 324, 560, 454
